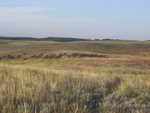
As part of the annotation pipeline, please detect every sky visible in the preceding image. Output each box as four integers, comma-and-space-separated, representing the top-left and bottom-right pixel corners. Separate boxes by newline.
0, 0, 150, 40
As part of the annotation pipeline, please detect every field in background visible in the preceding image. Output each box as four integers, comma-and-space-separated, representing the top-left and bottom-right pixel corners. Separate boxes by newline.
0, 40, 150, 113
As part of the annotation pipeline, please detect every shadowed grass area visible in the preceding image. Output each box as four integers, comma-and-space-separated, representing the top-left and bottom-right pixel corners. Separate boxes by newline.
0, 40, 150, 113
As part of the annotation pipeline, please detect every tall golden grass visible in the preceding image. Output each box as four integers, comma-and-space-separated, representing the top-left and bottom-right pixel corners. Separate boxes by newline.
0, 58, 149, 113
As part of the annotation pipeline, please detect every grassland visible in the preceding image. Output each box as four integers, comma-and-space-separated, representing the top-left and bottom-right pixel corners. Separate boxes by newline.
0, 40, 150, 113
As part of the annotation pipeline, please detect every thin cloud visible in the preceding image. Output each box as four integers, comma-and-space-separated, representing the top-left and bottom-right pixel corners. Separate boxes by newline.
0, 6, 104, 38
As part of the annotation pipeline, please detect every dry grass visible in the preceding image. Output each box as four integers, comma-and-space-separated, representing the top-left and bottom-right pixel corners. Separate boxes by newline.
0, 40, 150, 113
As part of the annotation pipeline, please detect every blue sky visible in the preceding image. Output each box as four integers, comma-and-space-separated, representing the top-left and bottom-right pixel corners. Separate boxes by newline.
0, 0, 150, 40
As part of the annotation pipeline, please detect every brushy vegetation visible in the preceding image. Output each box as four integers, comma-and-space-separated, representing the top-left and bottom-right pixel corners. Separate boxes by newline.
0, 40, 150, 113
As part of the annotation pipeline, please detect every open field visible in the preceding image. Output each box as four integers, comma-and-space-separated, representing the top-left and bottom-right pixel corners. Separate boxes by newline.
0, 40, 150, 113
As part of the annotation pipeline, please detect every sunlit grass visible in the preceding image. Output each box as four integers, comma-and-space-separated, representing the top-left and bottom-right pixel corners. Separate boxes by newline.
0, 40, 150, 113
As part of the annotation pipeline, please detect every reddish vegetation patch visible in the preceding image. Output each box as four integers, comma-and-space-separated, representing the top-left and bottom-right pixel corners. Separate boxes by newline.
77, 58, 150, 68
77, 59, 112, 67
124, 59, 150, 69
127, 59, 150, 64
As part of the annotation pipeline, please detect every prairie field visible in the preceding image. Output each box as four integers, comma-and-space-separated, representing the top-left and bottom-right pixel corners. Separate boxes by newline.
0, 40, 150, 113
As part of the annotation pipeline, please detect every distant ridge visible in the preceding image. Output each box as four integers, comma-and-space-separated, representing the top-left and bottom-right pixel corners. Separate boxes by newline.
0, 36, 91, 42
